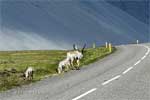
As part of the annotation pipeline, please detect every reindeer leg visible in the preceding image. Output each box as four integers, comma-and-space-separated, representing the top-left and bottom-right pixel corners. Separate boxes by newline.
29, 76, 31, 80
58, 69, 61, 74
29, 73, 31, 80
31, 72, 33, 80
70, 59, 75, 70
76, 60, 80, 70
65, 65, 67, 72
58, 67, 61, 74
27, 76, 29, 81
68, 65, 70, 71
72, 62, 76, 70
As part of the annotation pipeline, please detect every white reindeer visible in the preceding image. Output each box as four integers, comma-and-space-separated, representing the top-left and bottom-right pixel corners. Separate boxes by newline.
57, 58, 71, 74
24, 67, 34, 80
67, 44, 86, 70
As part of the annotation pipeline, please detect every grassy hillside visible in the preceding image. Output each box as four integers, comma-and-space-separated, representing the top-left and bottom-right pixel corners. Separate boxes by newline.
0, 47, 116, 91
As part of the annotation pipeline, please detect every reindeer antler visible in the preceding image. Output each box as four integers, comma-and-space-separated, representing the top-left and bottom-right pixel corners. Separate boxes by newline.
73, 44, 78, 50
81, 44, 86, 53
73, 44, 76, 50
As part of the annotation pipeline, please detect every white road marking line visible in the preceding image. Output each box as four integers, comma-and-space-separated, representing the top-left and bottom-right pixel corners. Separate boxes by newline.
141, 55, 146, 60
134, 60, 141, 66
144, 46, 150, 55
122, 67, 133, 74
122, 45, 150, 75
145, 52, 149, 56
72, 88, 97, 100
102, 75, 121, 85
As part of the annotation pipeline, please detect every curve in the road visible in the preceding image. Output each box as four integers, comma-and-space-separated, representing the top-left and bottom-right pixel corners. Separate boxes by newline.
72, 44, 150, 100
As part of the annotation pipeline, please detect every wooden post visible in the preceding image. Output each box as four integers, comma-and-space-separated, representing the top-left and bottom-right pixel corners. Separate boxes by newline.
109, 43, 112, 52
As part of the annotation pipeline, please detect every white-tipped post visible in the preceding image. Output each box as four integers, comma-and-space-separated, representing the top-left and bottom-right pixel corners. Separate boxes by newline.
109, 43, 112, 52
105, 42, 108, 48
136, 40, 139, 44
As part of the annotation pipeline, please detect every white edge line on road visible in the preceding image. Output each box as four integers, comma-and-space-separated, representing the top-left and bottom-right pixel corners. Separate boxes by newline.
141, 55, 146, 60
144, 46, 150, 55
145, 51, 149, 56
134, 60, 141, 66
122, 67, 133, 74
72, 88, 97, 100
123, 45, 150, 75
102, 75, 121, 86
146, 49, 150, 55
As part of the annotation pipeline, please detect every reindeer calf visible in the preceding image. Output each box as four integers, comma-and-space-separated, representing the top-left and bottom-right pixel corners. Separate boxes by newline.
24, 67, 34, 80
57, 58, 71, 74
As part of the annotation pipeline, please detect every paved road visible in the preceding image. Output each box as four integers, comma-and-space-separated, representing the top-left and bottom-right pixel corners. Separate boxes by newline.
0, 43, 150, 100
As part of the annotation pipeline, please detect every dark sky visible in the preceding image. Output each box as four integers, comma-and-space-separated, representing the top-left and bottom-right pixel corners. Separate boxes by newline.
0, 0, 149, 50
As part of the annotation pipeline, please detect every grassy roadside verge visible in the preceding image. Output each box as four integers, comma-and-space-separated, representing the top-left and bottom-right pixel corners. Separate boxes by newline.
0, 47, 116, 91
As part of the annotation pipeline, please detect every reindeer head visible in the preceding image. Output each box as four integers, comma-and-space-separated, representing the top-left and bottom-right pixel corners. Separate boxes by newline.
73, 44, 86, 53
81, 44, 86, 54
73, 44, 78, 51
72, 44, 86, 59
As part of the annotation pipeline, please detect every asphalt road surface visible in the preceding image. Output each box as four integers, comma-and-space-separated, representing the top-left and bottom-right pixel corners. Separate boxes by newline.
0, 43, 150, 100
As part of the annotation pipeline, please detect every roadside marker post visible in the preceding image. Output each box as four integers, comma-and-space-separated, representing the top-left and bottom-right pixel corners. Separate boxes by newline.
105, 42, 108, 48
137, 40, 139, 44
109, 43, 112, 52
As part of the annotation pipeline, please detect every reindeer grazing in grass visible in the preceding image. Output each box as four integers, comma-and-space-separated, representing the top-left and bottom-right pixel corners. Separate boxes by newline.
57, 58, 71, 74
23, 67, 34, 80
67, 44, 86, 70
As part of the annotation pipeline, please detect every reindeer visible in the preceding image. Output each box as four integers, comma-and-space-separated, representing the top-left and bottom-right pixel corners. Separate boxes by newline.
23, 67, 34, 80
57, 58, 71, 74
67, 44, 86, 70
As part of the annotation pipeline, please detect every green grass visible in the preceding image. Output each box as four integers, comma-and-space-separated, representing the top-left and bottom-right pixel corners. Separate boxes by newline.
0, 47, 116, 91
